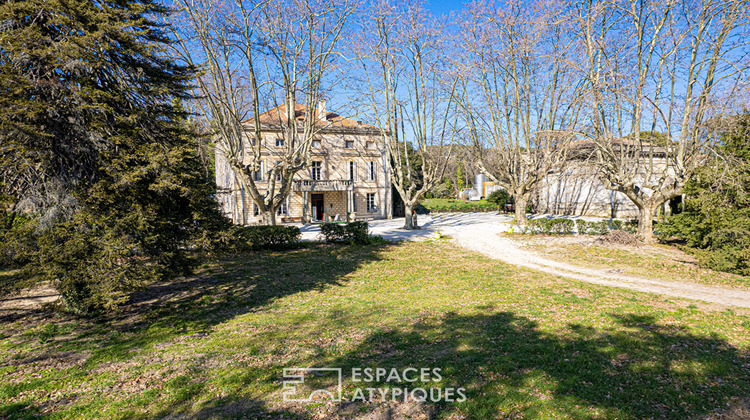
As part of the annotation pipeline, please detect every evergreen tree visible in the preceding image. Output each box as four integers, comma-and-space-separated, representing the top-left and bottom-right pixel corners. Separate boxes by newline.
456, 160, 465, 192
0, 0, 227, 313
444, 177, 453, 197
660, 114, 750, 275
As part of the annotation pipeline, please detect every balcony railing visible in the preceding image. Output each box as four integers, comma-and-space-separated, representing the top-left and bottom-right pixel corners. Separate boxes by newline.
293, 179, 353, 192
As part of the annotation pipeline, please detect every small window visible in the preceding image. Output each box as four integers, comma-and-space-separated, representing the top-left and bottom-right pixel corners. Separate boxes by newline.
366, 193, 377, 212
253, 161, 263, 181
253, 203, 260, 216
275, 138, 284, 147
275, 161, 282, 181
348, 161, 357, 181
367, 161, 377, 181
345, 140, 354, 148
352, 193, 357, 213
311, 161, 322, 180
366, 141, 374, 150
312, 139, 321, 148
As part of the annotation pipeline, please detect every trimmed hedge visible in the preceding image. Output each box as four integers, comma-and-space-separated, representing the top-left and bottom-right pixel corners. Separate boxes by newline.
320, 222, 370, 244
421, 199, 498, 213
575, 219, 638, 235
234, 225, 301, 250
526, 218, 575, 235
523, 218, 639, 236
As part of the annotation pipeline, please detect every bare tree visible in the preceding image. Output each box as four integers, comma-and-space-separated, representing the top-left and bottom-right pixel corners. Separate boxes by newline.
355, 0, 459, 229
172, 0, 354, 225
574, 0, 750, 242
456, 0, 587, 226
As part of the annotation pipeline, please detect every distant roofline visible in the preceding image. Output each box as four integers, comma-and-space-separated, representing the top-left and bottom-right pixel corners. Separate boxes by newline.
242, 103, 388, 136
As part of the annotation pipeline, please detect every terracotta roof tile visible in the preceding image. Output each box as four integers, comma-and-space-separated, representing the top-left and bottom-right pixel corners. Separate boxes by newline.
243, 104, 379, 131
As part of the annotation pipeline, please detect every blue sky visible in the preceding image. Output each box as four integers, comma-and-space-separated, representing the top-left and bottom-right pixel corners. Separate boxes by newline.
427, 0, 465, 16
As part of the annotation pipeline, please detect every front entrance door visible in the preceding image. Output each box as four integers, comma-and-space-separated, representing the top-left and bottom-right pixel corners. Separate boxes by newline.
311, 194, 324, 221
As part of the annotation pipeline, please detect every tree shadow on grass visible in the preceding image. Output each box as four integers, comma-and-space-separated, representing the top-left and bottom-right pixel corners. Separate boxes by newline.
82, 244, 383, 361
0, 243, 385, 418
323, 311, 750, 419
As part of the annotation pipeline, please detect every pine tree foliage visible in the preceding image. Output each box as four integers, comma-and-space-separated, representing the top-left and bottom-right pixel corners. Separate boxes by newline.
0, 0, 228, 314
660, 114, 750, 275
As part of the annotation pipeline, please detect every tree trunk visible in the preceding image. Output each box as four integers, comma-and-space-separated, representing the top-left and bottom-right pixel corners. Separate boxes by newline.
514, 197, 528, 226
403, 202, 417, 230
637, 204, 657, 243
261, 210, 277, 226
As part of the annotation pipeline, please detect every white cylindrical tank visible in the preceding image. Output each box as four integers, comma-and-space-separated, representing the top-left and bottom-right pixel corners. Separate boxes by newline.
474, 174, 486, 191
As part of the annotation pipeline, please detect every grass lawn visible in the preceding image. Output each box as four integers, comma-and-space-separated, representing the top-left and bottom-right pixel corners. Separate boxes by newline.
513, 235, 750, 289
421, 198, 500, 213
1, 240, 750, 419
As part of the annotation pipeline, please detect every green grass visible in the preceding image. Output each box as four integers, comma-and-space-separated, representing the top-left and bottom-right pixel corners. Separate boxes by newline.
1, 241, 749, 419
422, 198, 500, 213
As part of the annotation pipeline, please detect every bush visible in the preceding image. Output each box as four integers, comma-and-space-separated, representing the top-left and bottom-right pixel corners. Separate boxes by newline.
575, 219, 594, 235
623, 219, 638, 234
699, 228, 750, 276
234, 225, 302, 250
575, 219, 634, 235
486, 190, 510, 210
0, 214, 37, 268
527, 218, 575, 235
594, 221, 611, 235
30, 219, 175, 316
422, 198, 498, 213
320, 222, 370, 244
414, 204, 431, 215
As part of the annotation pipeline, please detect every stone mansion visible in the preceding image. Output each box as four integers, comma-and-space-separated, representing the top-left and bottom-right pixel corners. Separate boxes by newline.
215, 102, 392, 224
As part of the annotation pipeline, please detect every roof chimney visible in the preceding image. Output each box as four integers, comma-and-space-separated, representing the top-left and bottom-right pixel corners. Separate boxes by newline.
317, 99, 327, 121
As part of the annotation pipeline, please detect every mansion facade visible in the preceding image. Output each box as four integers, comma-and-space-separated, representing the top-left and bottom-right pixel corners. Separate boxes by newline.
215, 103, 392, 224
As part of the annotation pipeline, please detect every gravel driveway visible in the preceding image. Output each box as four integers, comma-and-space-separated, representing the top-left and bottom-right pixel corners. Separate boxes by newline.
300, 213, 750, 309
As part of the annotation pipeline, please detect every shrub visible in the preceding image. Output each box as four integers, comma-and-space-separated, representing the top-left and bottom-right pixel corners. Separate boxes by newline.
421, 199, 497, 213
486, 190, 510, 210
595, 221, 610, 235
321, 222, 370, 244
575, 219, 595, 235
235, 225, 302, 250
527, 218, 574, 235
0, 215, 37, 268
700, 228, 750, 276
575, 219, 628, 235
609, 220, 623, 231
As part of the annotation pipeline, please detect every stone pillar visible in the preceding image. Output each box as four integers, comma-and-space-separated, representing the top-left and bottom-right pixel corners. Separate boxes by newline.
302, 191, 309, 223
